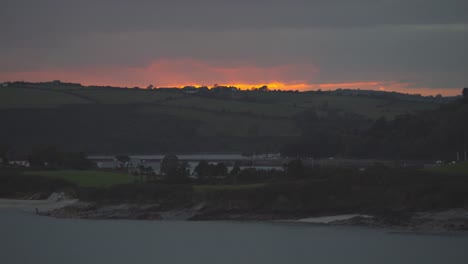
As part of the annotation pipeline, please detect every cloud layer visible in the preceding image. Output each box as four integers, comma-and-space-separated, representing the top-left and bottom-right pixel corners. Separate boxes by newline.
1, 0, 467, 95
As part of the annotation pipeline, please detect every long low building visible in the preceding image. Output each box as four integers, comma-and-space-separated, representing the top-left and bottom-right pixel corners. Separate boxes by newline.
87, 153, 285, 173
87, 153, 282, 162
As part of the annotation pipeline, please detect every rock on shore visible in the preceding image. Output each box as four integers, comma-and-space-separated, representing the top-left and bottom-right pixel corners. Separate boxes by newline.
329, 209, 468, 232
42, 201, 468, 232
49, 202, 205, 220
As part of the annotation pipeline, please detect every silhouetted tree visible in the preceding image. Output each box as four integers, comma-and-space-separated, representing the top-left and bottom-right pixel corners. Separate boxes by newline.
161, 154, 189, 183
214, 163, 228, 177
286, 159, 305, 178
114, 155, 130, 169
28, 145, 64, 167
258, 85, 269, 92
199, 86, 209, 93
238, 168, 257, 182
138, 164, 146, 182
115, 155, 130, 163
194, 160, 210, 182
63, 152, 95, 170
229, 161, 241, 184
0, 145, 10, 163
160, 154, 179, 176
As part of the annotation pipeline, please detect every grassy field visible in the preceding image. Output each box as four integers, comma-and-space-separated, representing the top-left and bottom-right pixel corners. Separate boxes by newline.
158, 93, 437, 119
0, 87, 90, 108
21, 169, 267, 191
263, 93, 434, 119
1, 85, 439, 119
140, 105, 298, 137
23, 170, 135, 188
426, 161, 468, 175
0, 84, 444, 153
72, 88, 183, 104
193, 183, 267, 192
161, 96, 303, 118
247, 91, 438, 118
0, 86, 184, 107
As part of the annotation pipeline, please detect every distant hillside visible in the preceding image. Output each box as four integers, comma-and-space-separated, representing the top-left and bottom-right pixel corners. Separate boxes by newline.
282, 97, 468, 161
0, 82, 453, 154
361, 98, 468, 160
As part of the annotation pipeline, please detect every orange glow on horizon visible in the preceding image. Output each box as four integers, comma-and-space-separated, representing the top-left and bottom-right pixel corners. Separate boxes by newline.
0, 58, 462, 97
161, 81, 461, 96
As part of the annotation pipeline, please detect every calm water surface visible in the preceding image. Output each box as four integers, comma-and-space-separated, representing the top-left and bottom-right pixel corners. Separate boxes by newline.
1, 209, 467, 264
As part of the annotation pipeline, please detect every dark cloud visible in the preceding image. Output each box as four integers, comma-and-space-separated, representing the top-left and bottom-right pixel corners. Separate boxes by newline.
0, 0, 467, 90
2, 0, 468, 34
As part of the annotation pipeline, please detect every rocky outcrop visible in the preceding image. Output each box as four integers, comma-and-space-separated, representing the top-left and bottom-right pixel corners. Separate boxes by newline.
50, 202, 161, 220
48, 202, 206, 220
329, 209, 468, 232
45, 200, 468, 232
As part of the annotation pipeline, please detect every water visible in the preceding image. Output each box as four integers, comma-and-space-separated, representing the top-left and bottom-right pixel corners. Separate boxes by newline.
1, 209, 467, 264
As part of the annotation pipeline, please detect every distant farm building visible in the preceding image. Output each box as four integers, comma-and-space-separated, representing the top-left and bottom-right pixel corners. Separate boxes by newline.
88, 153, 285, 175
8, 160, 30, 167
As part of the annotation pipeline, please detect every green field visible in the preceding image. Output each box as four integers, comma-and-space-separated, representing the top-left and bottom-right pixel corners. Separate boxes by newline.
0, 83, 445, 153
140, 105, 298, 137
161, 96, 303, 118
72, 88, 183, 104
23, 170, 135, 188
426, 161, 468, 175
158, 93, 437, 119
0, 87, 90, 108
240, 91, 437, 119
22, 170, 267, 190
1, 84, 440, 119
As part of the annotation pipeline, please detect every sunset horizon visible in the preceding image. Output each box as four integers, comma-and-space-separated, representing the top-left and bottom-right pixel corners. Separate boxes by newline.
1, 78, 462, 97
1, 57, 463, 96
2, 1, 468, 263
2, 1, 466, 98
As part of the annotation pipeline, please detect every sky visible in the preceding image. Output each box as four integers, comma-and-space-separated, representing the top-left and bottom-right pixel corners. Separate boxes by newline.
1, 0, 467, 95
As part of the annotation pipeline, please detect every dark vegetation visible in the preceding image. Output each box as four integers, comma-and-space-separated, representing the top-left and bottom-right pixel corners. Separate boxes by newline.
1, 83, 467, 216
28, 145, 95, 169
0, 168, 75, 199
0, 105, 200, 154
357, 100, 468, 160
196, 169, 468, 217
2, 163, 468, 216
0, 82, 451, 156
282, 97, 468, 160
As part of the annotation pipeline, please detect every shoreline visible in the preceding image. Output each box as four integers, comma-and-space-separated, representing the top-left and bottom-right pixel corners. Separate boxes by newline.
0, 198, 78, 214
1, 198, 467, 232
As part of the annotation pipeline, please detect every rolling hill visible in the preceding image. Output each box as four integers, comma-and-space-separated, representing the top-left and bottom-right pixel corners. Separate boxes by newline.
0, 82, 451, 154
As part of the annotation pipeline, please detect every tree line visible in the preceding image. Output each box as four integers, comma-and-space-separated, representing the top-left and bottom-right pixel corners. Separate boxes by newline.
281, 90, 468, 161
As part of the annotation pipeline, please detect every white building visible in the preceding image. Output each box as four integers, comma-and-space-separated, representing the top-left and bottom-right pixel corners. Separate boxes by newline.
9, 160, 30, 167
